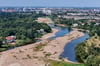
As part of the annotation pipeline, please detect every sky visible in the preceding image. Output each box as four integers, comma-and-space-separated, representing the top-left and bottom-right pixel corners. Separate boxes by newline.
0, 0, 100, 7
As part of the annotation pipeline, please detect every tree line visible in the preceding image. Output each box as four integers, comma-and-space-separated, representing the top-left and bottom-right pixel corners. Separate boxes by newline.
0, 12, 51, 51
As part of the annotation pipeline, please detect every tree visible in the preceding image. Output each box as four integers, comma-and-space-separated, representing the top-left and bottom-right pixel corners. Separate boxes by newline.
0, 39, 3, 47
85, 55, 100, 66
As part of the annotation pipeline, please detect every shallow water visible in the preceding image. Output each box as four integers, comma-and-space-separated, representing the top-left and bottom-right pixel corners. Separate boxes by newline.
61, 33, 89, 62
48, 27, 71, 40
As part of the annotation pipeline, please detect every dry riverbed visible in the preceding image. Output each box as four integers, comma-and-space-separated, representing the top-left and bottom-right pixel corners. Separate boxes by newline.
0, 30, 84, 66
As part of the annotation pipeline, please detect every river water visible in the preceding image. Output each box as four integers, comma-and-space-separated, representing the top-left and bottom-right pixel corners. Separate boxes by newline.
61, 33, 89, 62
48, 23, 90, 62
37, 23, 89, 62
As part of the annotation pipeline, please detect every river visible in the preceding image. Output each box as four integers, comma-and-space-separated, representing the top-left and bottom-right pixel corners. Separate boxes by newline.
61, 33, 89, 62
37, 23, 89, 62
48, 23, 89, 62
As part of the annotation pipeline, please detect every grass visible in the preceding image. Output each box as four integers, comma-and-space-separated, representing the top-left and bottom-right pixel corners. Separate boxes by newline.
49, 60, 84, 66
16, 40, 25, 45
34, 44, 46, 51
0, 48, 7, 52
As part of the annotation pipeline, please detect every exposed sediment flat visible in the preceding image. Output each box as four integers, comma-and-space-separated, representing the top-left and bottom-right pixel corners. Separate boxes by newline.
0, 30, 84, 66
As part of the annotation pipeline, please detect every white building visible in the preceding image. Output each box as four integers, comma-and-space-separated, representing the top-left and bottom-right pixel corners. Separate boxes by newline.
42, 8, 52, 15
73, 23, 78, 27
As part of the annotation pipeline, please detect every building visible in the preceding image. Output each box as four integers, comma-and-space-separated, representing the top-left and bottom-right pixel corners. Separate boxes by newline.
73, 23, 78, 27
42, 8, 52, 15
6, 36, 16, 43
37, 29, 45, 34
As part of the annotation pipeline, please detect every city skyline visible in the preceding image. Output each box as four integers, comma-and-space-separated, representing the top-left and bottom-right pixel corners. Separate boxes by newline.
0, 0, 100, 7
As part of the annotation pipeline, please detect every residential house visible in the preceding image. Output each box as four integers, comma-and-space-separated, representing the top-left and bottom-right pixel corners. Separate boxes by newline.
6, 36, 16, 43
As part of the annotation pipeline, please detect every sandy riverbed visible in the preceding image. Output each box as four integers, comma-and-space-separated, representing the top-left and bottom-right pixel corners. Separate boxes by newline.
0, 30, 84, 66
40, 28, 58, 40
37, 17, 53, 24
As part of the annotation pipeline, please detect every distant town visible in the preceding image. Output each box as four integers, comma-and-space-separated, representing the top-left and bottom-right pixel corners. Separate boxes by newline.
1, 7, 100, 20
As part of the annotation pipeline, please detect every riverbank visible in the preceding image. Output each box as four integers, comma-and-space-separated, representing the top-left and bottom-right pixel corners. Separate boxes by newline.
44, 30, 85, 62
0, 30, 84, 66
39, 28, 59, 40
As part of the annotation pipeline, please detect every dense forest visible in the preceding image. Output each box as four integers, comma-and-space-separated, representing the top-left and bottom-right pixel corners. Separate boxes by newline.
0, 12, 51, 51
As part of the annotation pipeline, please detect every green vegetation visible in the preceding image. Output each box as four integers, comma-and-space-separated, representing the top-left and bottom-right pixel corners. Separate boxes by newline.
51, 16, 100, 37
0, 48, 7, 52
51, 15, 100, 66
0, 12, 51, 39
27, 54, 32, 59
0, 12, 51, 51
45, 53, 51, 57
50, 15, 78, 26
76, 36, 100, 66
34, 44, 46, 51
76, 21, 100, 36
49, 60, 84, 66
